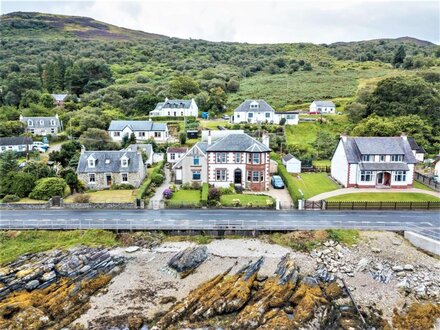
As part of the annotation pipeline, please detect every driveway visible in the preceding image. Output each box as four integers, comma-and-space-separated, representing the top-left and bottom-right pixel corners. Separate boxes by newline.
309, 187, 440, 201
246, 184, 293, 209
149, 167, 171, 209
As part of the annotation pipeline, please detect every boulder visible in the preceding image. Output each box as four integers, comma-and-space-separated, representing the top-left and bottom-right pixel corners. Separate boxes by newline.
25, 279, 40, 291
125, 246, 140, 253
167, 246, 208, 278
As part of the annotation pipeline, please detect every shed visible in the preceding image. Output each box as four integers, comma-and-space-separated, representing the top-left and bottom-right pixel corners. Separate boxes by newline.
282, 154, 301, 173
187, 130, 199, 139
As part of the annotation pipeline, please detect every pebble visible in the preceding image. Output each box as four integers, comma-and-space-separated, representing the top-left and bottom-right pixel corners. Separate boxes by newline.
392, 265, 404, 272
125, 246, 140, 253
403, 264, 414, 271
371, 247, 381, 253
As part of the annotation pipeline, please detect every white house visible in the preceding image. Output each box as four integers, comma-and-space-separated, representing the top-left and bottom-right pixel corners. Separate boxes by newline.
282, 154, 301, 173
309, 100, 336, 114
331, 134, 417, 188
434, 156, 440, 176
232, 99, 298, 125
20, 115, 62, 136
150, 98, 198, 117
108, 120, 169, 143
124, 144, 154, 166
51, 94, 68, 106
166, 147, 188, 164
408, 138, 426, 162
0, 137, 33, 153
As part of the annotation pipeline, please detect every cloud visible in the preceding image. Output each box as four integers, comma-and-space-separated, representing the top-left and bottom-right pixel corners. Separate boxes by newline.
2, 0, 439, 43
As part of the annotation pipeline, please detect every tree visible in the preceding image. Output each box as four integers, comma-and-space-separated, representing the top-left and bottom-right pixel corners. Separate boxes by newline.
79, 128, 119, 151
10, 172, 36, 198
19, 90, 41, 108
169, 76, 200, 98
29, 177, 67, 200
0, 151, 18, 177
207, 87, 227, 114
345, 102, 367, 123
351, 115, 399, 137
312, 131, 337, 159
392, 45, 406, 66
0, 121, 26, 137
49, 140, 82, 167
65, 59, 113, 95
226, 79, 240, 93
23, 161, 56, 179
179, 131, 187, 145
65, 172, 79, 194
40, 93, 55, 109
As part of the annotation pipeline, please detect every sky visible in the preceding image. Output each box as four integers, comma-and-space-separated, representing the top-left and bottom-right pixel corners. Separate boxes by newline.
1, 0, 439, 44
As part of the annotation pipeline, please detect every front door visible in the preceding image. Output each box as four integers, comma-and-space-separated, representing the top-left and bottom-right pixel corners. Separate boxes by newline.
384, 172, 391, 186
234, 169, 242, 184
377, 172, 384, 185
106, 174, 112, 186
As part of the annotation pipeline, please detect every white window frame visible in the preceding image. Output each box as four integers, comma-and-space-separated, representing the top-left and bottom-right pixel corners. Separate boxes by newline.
121, 173, 128, 182
393, 171, 406, 182
88, 173, 96, 183
50, 119, 56, 126
39, 120, 44, 125
170, 153, 175, 160
193, 155, 200, 166
121, 159, 128, 167
252, 171, 259, 182
252, 153, 260, 164
192, 170, 201, 180
235, 152, 241, 163
215, 169, 226, 181
391, 155, 403, 162
88, 159, 95, 168
360, 170, 372, 182
28, 120, 33, 126
216, 152, 226, 163
361, 155, 371, 162
114, 132, 120, 137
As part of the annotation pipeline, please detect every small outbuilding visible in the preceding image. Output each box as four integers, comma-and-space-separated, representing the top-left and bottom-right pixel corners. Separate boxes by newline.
282, 154, 301, 173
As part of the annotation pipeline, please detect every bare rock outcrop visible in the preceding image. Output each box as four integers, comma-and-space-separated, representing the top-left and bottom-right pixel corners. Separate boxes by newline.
167, 246, 208, 278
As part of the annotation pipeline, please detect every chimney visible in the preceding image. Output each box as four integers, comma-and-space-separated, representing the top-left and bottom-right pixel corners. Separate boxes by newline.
401, 132, 407, 140
208, 130, 212, 145
262, 132, 270, 148
55, 114, 59, 119
19, 114, 23, 121
340, 133, 347, 142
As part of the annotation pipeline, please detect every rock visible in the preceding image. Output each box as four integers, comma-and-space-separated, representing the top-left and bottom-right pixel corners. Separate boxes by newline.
392, 265, 404, 272
25, 279, 40, 291
392, 240, 402, 246
160, 296, 177, 304
127, 315, 143, 330
80, 265, 91, 274
125, 246, 140, 253
371, 247, 381, 253
41, 271, 56, 282
356, 258, 369, 272
404, 264, 414, 271
322, 249, 331, 255
397, 272, 406, 277
167, 246, 208, 278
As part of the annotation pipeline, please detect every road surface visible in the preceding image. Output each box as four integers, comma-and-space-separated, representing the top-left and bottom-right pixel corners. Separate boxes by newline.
0, 209, 438, 239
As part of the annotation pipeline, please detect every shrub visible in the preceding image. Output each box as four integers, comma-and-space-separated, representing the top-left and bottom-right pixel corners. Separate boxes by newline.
191, 181, 201, 190
111, 183, 135, 190
136, 161, 165, 199
208, 187, 221, 203
179, 131, 187, 145
10, 172, 36, 198
163, 188, 173, 199
151, 173, 164, 186
2, 194, 20, 203
201, 183, 209, 206
29, 177, 67, 200
181, 183, 192, 190
235, 185, 244, 194
220, 186, 235, 195
232, 199, 241, 207
73, 194, 91, 203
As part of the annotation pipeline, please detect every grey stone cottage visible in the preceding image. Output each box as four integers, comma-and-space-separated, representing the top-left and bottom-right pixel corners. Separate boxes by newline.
77, 150, 146, 189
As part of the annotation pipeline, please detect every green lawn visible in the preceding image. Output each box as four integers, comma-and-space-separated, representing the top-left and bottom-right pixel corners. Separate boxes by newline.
220, 194, 274, 207
328, 193, 440, 202
413, 181, 436, 192
290, 173, 339, 199
199, 119, 229, 130
65, 189, 137, 203
170, 189, 201, 203
0, 230, 118, 265
312, 160, 331, 167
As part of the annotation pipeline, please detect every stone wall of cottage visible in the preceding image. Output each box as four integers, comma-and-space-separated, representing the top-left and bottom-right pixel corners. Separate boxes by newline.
78, 170, 145, 190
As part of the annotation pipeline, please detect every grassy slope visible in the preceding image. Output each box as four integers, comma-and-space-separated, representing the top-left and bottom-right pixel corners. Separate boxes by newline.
0, 230, 117, 265
290, 173, 339, 199
328, 192, 440, 202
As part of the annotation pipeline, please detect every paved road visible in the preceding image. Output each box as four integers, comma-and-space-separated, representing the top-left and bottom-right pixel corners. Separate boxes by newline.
0, 209, 438, 239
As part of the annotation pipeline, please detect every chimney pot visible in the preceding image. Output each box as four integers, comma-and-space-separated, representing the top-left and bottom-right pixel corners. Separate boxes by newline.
208, 130, 212, 145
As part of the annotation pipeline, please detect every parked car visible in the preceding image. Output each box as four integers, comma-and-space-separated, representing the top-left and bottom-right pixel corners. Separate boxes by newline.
222, 115, 230, 120
32, 141, 49, 151
433, 175, 440, 184
271, 175, 285, 189
32, 146, 47, 153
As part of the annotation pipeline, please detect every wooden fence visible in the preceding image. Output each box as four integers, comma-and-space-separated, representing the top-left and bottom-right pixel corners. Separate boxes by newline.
325, 201, 440, 210
414, 172, 439, 191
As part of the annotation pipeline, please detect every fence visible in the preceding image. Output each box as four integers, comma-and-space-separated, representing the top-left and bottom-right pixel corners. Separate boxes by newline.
301, 166, 331, 173
414, 172, 440, 191
325, 201, 440, 210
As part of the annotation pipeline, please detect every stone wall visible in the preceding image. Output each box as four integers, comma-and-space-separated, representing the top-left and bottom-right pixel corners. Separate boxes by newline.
0, 202, 50, 210
63, 202, 137, 209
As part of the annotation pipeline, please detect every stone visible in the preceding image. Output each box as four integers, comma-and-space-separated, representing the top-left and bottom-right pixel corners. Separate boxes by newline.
80, 265, 91, 274
392, 265, 404, 272
25, 279, 40, 291
41, 271, 56, 282
127, 315, 143, 330
168, 246, 208, 278
356, 258, 369, 272
322, 249, 331, 255
404, 264, 414, 271
397, 272, 406, 277
371, 247, 381, 253
125, 246, 140, 253
392, 240, 402, 246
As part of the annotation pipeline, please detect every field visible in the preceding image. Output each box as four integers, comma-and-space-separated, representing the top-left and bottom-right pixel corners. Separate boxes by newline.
327, 192, 440, 202
290, 173, 339, 199
65, 190, 137, 203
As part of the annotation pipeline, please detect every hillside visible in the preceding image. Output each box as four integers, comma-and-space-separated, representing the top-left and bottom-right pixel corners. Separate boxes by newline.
0, 12, 168, 40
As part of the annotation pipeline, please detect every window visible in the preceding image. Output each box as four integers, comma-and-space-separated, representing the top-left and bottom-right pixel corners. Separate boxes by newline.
192, 170, 201, 180
121, 159, 128, 167
154, 132, 161, 138
235, 152, 241, 163
247, 171, 251, 181
252, 171, 259, 182
216, 169, 226, 181
248, 112, 254, 118
121, 173, 128, 182
1, 147, 5, 151
114, 132, 120, 137
139, 132, 145, 137
50, 119, 56, 126
89, 173, 95, 183
260, 171, 265, 182
394, 171, 406, 182
216, 152, 226, 163
236, 114, 240, 118
30, 129, 34, 134
265, 112, 271, 118
361, 155, 371, 162
193, 155, 200, 166
391, 155, 403, 162
360, 170, 372, 182
88, 159, 95, 167
39, 120, 44, 125
379, 155, 385, 162
252, 153, 260, 164
286, 114, 294, 119
50, 128, 55, 134
170, 153, 175, 160
27, 120, 33, 126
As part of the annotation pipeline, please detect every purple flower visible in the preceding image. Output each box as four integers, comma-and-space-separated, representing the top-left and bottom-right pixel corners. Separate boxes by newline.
163, 188, 173, 199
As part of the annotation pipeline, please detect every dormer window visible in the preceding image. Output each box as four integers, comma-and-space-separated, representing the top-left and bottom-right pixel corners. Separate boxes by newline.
88, 159, 95, 167
250, 101, 259, 109
121, 156, 129, 167
361, 155, 371, 162
105, 159, 111, 164
391, 155, 403, 162
27, 120, 33, 126
50, 119, 56, 126
39, 120, 44, 125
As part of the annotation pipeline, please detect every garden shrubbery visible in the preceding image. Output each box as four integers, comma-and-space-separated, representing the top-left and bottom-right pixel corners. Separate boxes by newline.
111, 183, 135, 190
72, 194, 91, 203
29, 177, 67, 200
2, 194, 20, 203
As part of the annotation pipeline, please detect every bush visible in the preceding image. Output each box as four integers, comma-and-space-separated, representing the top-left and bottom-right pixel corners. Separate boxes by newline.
2, 194, 20, 203
220, 185, 235, 195
29, 177, 67, 200
201, 183, 209, 206
10, 172, 36, 198
232, 198, 241, 207
73, 194, 91, 203
235, 185, 244, 194
136, 161, 164, 199
191, 181, 201, 190
277, 162, 301, 202
111, 183, 135, 190
151, 173, 165, 186
179, 131, 187, 145
163, 188, 173, 199
208, 187, 221, 203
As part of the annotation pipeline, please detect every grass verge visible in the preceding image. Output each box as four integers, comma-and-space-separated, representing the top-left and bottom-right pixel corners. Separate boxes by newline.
328, 192, 439, 202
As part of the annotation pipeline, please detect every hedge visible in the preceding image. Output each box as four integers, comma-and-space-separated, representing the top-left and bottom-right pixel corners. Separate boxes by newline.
201, 183, 209, 206
136, 161, 164, 199
149, 116, 197, 122
276, 161, 302, 202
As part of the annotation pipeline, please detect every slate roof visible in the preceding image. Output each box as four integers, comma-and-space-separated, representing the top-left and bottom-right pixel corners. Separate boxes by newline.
51, 94, 68, 102
282, 154, 300, 162
312, 100, 335, 107
21, 116, 61, 128
342, 137, 417, 164
359, 163, 410, 171
233, 100, 275, 113
77, 151, 142, 173
206, 133, 270, 152
167, 147, 188, 154
0, 136, 33, 146
408, 138, 426, 154
108, 120, 167, 131
154, 99, 192, 110
172, 142, 208, 169
124, 144, 153, 157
